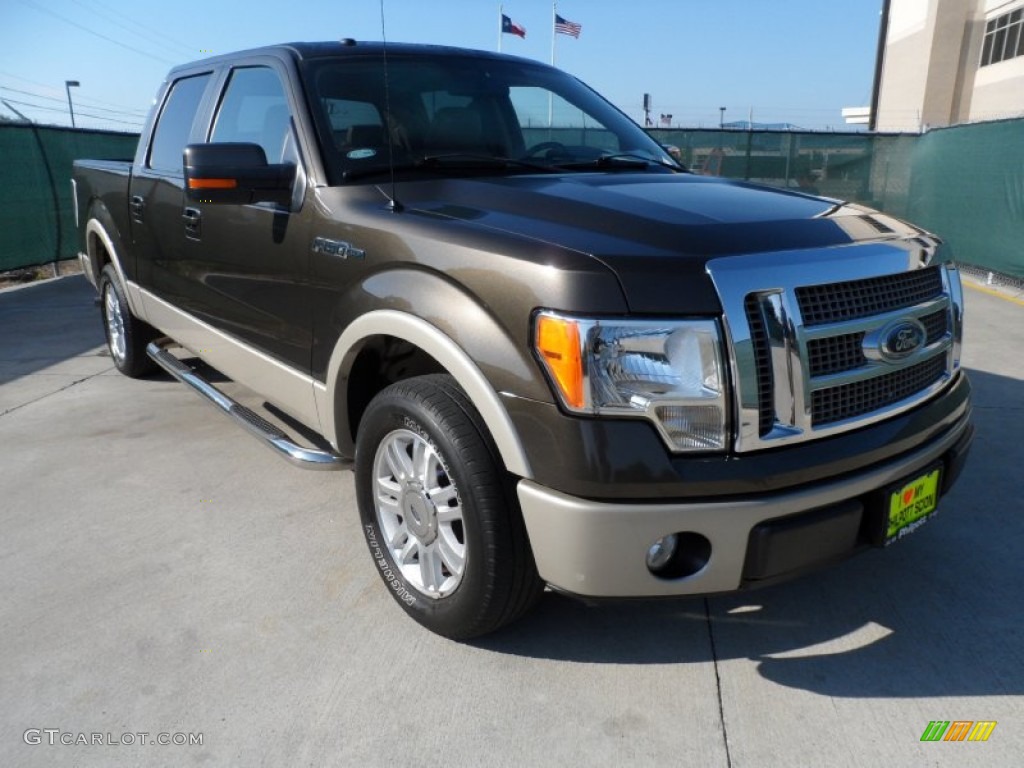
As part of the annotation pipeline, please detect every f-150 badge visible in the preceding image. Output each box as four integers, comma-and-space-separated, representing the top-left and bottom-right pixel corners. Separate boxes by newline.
312, 237, 365, 260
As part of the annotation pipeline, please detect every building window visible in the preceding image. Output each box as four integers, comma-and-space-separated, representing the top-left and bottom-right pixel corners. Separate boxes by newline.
981, 8, 1024, 67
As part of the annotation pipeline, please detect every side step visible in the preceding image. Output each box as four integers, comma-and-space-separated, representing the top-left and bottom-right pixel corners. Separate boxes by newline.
146, 339, 349, 471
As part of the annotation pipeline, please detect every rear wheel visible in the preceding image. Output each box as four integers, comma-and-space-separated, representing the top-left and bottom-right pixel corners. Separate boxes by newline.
354, 374, 543, 639
99, 265, 156, 377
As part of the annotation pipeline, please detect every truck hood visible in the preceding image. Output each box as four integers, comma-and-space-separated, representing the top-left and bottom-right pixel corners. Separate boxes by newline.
395, 172, 924, 313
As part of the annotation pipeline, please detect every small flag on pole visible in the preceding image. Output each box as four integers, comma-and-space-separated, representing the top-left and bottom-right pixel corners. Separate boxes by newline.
555, 14, 581, 38
502, 14, 527, 38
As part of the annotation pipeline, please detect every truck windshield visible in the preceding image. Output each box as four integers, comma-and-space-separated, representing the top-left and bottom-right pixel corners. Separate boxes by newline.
299, 53, 676, 184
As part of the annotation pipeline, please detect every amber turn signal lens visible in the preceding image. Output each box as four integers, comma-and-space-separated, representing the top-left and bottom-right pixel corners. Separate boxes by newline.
187, 178, 238, 189
535, 315, 584, 409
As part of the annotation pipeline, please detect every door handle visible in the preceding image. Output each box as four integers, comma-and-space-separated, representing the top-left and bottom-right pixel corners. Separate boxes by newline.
129, 195, 145, 222
182, 207, 202, 240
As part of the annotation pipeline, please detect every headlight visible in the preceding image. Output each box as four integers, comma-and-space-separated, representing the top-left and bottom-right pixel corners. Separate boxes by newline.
945, 263, 963, 370
534, 312, 729, 451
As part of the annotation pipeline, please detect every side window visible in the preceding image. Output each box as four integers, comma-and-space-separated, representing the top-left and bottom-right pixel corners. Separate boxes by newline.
419, 91, 472, 121
509, 85, 619, 153
211, 67, 293, 163
322, 99, 384, 149
324, 99, 383, 132
148, 74, 211, 173
418, 90, 513, 155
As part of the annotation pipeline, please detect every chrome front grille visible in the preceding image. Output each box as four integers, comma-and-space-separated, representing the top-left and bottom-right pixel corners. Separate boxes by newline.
807, 332, 866, 378
804, 307, 951, 379
811, 355, 947, 426
920, 308, 948, 343
796, 267, 944, 326
744, 293, 775, 436
707, 244, 964, 452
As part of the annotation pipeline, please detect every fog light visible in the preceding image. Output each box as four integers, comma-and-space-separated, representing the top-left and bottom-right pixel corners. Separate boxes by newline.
646, 534, 679, 572
646, 532, 712, 580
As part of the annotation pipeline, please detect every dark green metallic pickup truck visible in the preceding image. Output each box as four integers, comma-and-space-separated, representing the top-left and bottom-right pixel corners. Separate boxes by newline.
72, 41, 973, 639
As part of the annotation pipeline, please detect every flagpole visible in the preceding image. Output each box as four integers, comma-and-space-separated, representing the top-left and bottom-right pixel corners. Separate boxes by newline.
498, 4, 503, 52
548, 1, 556, 128
550, 1, 557, 66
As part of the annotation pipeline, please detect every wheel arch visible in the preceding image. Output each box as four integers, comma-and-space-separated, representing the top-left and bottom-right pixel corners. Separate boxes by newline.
84, 208, 144, 318
316, 309, 533, 479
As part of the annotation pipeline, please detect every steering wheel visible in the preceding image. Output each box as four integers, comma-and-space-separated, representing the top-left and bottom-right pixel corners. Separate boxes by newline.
523, 141, 567, 159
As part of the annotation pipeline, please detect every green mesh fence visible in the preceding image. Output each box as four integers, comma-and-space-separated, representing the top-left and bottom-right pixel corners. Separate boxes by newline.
0, 124, 138, 271
652, 125, 1021, 277
906, 119, 1024, 279
647, 129, 918, 216
2, 122, 1020, 278
526, 126, 918, 216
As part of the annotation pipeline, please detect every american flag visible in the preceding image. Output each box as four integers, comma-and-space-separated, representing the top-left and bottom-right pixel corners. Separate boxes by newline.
555, 14, 582, 38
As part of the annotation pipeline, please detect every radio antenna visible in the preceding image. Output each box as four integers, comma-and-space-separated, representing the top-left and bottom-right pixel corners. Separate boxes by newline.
380, 0, 403, 212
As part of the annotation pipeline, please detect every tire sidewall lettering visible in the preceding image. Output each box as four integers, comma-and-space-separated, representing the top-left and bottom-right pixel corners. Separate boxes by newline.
366, 410, 465, 606
364, 523, 417, 606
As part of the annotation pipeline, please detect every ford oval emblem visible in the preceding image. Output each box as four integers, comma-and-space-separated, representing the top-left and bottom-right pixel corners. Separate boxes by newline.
879, 319, 926, 361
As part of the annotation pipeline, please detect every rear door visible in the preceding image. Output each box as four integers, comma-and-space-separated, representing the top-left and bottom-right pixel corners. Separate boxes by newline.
129, 71, 216, 301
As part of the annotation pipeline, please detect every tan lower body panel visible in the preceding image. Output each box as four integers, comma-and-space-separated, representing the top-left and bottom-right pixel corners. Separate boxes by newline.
138, 284, 322, 434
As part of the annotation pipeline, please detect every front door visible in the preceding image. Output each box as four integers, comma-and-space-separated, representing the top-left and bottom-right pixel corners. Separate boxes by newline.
185, 63, 314, 374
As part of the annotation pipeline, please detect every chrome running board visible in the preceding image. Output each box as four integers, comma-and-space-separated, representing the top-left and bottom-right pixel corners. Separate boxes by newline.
147, 339, 348, 471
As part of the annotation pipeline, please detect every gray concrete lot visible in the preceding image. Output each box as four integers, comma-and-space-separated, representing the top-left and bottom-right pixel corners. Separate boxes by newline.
1, 274, 1022, 767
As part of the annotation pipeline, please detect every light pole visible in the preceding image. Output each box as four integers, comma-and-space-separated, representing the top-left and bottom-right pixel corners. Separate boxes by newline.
719, 106, 726, 129
65, 80, 80, 128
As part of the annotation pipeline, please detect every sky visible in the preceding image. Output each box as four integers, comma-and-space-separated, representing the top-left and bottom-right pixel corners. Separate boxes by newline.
0, 0, 885, 132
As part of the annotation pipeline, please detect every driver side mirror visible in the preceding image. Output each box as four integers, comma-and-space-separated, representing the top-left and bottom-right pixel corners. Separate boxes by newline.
183, 143, 295, 206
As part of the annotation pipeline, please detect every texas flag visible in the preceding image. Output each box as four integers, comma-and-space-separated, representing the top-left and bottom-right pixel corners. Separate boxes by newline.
502, 13, 526, 38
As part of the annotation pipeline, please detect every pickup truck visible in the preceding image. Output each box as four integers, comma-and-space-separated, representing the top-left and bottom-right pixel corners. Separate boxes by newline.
72, 41, 973, 639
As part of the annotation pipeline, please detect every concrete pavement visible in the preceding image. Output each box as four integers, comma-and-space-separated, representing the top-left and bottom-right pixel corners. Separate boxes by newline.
0, 274, 1021, 767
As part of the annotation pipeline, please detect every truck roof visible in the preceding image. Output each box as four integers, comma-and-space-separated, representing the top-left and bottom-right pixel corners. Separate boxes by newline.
170, 40, 537, 76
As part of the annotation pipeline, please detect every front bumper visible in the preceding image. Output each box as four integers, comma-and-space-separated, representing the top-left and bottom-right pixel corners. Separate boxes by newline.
517, 411, 973, 598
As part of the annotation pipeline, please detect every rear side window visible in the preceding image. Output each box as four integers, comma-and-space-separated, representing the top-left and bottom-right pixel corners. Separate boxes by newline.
211, 67, 293, 163
322, 99, 383, 150
148, 74, 211, 173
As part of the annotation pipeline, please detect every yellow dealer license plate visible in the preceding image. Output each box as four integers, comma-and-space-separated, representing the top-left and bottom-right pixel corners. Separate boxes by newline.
886, 467, 941, 545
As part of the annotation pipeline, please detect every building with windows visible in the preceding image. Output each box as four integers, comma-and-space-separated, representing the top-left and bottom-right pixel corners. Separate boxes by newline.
872, 0, 1024, 131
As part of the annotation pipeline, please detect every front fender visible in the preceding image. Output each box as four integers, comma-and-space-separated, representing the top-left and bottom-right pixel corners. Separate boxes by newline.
314, 274, 538, 478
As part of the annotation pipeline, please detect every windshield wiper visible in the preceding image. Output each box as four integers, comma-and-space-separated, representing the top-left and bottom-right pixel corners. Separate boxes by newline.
343, 152, 555, 181
418, 152, 556, 173
555, 153, 685, 172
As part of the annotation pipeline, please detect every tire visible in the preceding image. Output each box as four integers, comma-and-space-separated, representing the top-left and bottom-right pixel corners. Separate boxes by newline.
98, 264, 157, 378
354, 374, 543, 639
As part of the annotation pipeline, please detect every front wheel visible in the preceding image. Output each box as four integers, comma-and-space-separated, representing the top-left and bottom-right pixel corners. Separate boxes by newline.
354, 374, 543, 639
